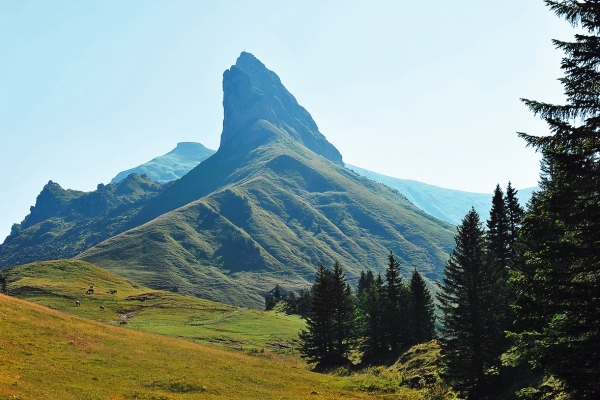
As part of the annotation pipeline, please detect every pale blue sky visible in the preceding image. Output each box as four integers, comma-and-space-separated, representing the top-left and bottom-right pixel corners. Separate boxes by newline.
0, 1, 574, 239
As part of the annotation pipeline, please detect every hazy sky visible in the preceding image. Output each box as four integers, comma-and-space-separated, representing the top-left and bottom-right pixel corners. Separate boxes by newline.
0, 1, 575, 239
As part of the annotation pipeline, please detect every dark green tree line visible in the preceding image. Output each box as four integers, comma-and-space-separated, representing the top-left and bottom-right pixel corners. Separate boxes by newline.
510, 1, 600, 397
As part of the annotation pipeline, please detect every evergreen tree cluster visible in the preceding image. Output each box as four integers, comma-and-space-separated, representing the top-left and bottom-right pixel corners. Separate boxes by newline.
509, 1, 600, 397
358, 252, 436, 357
299, 255, 436, 368
438, 2, 600, 398
299, 261, 355, 366
437, 183, 524, 398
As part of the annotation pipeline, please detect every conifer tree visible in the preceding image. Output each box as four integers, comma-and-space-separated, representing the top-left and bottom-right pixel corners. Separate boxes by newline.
330, 261, 356, 364
408, 269, 436, 344
486, 184, 513, 353
504, 181, 525, 264
437, 209, 501, 398
299, 262, 333, 365
286, 291, 298, 315
357, 273, 386, 357
384, 251, 406, 350
356, 270, 374, 297
487, 184, 510, 272
512, 2, 600, 396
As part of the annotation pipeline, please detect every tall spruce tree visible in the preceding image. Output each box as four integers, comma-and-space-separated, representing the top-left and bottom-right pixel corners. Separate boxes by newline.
299, 261, 333, 365
487, 184, 510, 272
486, 184, 513, 353
437, 209, 502, 398
504, 182, 525, 256
511, 1, 600, 396
330, 261, 356, 364
384, 251, 406, 351
408, 269, 436, 344
357, 273, 386, 357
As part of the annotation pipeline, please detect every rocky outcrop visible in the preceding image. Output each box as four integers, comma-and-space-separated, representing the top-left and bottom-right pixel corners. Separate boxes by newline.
220, 52, 343, 164
0, 174, 167, 268
21, 181, 84, 230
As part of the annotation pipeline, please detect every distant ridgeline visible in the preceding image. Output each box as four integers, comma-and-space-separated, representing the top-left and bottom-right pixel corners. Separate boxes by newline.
346, 165, 537, 226
0, 174, 167, 268
1, 52, 456, 308
110, 142, 215, 184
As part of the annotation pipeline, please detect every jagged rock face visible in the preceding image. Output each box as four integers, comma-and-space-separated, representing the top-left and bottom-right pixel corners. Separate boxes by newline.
220, 52, 343, 164
21, 181, 84, 230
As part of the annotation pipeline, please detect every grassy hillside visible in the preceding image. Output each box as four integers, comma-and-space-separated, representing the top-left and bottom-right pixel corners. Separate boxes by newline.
0, 260, 453, 399
3, 260, 304, 351
79, 135, 455, 308
347, 164, 537, 226
111, 141, 216, 184
0, 174, 165, 269
1, 294, 390, 399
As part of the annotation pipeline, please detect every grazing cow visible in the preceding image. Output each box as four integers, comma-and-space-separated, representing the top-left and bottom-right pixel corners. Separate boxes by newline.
75, 301, 80, 306
109, 289, 118, 294
99, 305, 105, 310
86, 288, 94, 294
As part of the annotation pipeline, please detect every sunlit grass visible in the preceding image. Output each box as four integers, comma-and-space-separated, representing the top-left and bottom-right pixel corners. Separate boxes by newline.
2, 259, 454, 399
0, 294, 380, 399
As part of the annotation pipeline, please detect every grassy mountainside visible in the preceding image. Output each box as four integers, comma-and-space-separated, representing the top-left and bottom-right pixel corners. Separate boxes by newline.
3, 260, 305, 351
0, 294, 391, 399
347, 164, 537, 226
111, 141, 216, 184
0, 260, 452, 399
79, 136, 455, 308
0, 174, 166, 268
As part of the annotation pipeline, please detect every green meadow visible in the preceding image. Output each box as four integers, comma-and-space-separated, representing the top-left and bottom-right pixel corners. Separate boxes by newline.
1, 260, 452, 399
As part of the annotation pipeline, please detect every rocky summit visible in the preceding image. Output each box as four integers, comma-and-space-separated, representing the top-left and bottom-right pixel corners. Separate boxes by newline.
221, 52, 343, 164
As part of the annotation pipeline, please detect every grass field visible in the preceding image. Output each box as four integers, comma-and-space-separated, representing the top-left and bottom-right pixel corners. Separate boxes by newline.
1, 294, 382, 399
3, 260, 304, 352
2, 260, 454, 399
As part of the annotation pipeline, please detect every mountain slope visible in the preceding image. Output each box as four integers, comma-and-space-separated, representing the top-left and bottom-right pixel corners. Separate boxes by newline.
1, 293, 389, 399
110, 142, 537, 227
77, 53, 455, 308
2, 259, 306, 351
0, 173, 166, 268
111, 141, 216, 184
347, 164, 538, 226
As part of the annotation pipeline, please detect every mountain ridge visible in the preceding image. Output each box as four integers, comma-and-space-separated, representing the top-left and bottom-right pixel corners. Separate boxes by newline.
110, 141, 215, 184
0, 174, 166, 268
346, 164, 537, 226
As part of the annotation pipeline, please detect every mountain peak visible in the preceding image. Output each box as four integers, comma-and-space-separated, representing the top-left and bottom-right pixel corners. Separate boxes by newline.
220, 52, 343, 164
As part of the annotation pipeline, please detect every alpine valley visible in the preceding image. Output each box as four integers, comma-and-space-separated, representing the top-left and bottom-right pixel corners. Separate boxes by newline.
0, 52, 458, 308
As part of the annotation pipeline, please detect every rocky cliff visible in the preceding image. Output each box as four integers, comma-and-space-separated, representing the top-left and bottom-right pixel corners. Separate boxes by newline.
220, 52, 343, 164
